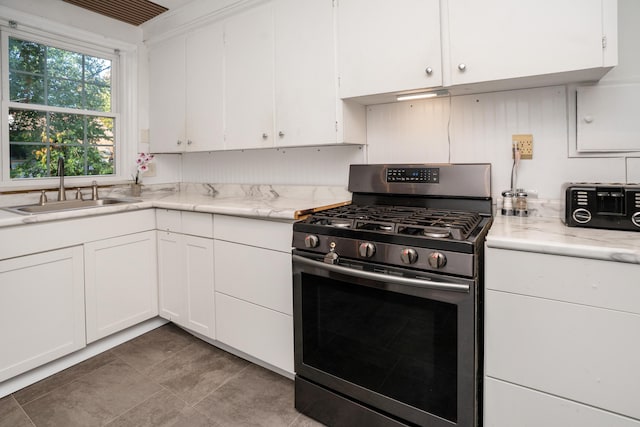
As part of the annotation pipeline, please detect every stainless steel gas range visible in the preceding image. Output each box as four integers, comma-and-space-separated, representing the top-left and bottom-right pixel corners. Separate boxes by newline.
292, 163, 492, 427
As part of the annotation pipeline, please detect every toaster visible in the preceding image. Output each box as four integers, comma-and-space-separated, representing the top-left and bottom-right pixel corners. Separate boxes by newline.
562, 183, 640, 231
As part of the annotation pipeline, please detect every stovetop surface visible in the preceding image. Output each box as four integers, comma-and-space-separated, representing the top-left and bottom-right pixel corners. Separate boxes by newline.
301, 204, 484, 241
297, 203, 488, 236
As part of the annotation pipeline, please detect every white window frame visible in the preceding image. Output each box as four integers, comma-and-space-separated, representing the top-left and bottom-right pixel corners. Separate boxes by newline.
0, 18, 138, 190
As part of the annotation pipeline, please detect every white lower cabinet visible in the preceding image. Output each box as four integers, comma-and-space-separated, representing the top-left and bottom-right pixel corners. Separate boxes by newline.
215, 292, 294, 373
157, 231, 215, 338
485, 378, 640, 427
0, 247, 85, 382
84, 231, 158, 343
213, 215, 294, 373
484, 247, 640, 425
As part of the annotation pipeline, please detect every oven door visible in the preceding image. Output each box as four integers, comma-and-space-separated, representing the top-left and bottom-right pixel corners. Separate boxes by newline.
292, 251, 479, 427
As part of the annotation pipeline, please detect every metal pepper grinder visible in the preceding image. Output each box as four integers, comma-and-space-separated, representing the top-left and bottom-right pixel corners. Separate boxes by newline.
515, 188, 528, 217
501, 190, 515, 215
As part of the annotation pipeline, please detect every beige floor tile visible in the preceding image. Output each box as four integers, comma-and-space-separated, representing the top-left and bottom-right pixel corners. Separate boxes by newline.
111, 324, 199, 375
13, 351, 118, 406
105, 389, 215, 427
145, 339, 249, 406
0, 395, 34, 427
22, 359, 161, 427
290, 413, 327, 427
194, 364, 298, 427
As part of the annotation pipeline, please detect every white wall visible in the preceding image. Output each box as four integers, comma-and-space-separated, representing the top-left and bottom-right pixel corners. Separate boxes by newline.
180, 145, 366, 186
173, 0, 640, 200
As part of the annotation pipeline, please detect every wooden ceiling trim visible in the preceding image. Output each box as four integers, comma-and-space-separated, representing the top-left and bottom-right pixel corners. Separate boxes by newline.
62, 0, 168, 26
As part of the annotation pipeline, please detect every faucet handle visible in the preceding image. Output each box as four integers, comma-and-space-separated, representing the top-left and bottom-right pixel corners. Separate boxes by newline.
91, 181, 99, 200
75, 188, 84, 200
39, 190, 48, 206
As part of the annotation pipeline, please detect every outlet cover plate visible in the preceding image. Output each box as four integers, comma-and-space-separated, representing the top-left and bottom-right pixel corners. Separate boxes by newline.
513, 134, 533, 159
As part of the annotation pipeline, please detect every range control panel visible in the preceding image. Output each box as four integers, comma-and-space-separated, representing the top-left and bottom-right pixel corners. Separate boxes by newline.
563, 183, 640, 231
386, 167, 440, 183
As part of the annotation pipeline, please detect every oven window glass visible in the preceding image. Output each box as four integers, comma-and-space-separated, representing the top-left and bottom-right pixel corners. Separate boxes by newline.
301, 273, 458, 422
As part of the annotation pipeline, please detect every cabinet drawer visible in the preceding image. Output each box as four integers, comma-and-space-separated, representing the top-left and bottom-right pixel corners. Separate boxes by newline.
485, 247, 640, 315
156, 209, 182, 232
215, 292, 293, 374
214, 215, 293, 252
214, 240, 292, 314
485, 290, 640, 420
484, 377, 640, 427
182, 211, 213, 238
156, 209, 214, 238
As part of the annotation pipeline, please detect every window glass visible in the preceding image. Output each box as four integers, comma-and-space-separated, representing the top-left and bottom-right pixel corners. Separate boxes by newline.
6, 36, 116, 180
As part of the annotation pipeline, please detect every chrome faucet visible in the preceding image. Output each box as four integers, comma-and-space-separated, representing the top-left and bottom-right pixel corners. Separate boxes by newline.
57, 156, 66, 201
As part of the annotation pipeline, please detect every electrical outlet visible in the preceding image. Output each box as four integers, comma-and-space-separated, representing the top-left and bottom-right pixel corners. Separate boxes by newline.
512, 134, 533, 160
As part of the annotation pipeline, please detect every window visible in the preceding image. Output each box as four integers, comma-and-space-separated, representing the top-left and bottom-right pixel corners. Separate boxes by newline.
4, 34, 118, 181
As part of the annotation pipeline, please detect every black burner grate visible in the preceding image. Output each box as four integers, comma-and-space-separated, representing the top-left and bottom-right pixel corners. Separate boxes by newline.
306, 205, 483, 240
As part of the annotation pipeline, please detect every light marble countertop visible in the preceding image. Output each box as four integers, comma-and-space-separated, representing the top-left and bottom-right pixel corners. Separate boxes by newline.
0, 183, 352, 228
487, 214, 640, 264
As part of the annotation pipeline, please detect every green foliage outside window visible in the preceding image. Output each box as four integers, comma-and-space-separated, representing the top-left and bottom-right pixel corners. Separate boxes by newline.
8, 37, 115, 179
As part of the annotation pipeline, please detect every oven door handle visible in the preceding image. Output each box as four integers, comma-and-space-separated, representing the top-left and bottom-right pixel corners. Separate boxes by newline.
292, 255, 470, 293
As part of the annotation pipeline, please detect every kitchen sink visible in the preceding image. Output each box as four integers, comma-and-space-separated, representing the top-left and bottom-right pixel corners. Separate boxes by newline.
2, 198, 141, 215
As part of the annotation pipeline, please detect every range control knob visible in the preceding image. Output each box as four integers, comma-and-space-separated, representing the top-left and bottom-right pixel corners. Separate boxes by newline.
632, 212, 640, 228
358, 242, 376, 258
572, 208, 592, 224
304, 235, 320, 248
400, 248, 418, 264
428, 252, 447, 269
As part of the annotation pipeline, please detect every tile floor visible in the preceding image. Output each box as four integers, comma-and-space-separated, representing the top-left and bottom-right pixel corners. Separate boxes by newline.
0, 324, 324, 427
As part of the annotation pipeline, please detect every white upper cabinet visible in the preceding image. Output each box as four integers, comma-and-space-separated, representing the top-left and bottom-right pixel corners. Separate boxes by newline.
149, 35, 186, 153
224, 2, 275, 150
186, 23, 225, 151
149, 22, 224, 153
337, 0, 617, 101
442, 0, 617, 88
337, 0, 442, 99
274, 0, 339, 146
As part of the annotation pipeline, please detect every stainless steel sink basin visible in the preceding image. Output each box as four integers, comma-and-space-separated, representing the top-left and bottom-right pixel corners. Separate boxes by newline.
2, 198, 141, 215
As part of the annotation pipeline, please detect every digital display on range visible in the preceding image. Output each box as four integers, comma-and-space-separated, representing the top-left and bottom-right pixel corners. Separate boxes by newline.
386, 168, 439, 183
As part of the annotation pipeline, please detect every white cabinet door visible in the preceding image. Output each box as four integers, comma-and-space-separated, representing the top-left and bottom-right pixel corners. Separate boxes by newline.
157, 231, 185, 324
224, 2, 275, 149
149, 35, 186, 153
485, 290, 640, 421
213, 215, 294, 373
274, 0, 337, 146
216, 293, 294, 374
0, 247, 85, 382
484, 248, 640, 422
182, 234, 215, 337
85, 231, 158, 343
444, 0, 609, 87
186, 21, 225, 152
337, 0, 442, 98
485, 378, 640, 427
214, 240, 292, 315
157, 230, 215, 338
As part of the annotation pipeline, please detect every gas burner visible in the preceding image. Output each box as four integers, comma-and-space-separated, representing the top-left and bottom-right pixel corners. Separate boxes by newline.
355, 220, 396, 232
330, 219, 353, 228
307, 205, 483, 241
422, 228, 451, 238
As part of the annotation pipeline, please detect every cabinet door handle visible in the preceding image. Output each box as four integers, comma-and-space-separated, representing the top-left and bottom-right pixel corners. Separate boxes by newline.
458, 63, 467, 71
187, 140, 193, 145
262, 133, 268, 139
425, 67, 433, 75
278, 131, 285, 137
177, 140, 183, 145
